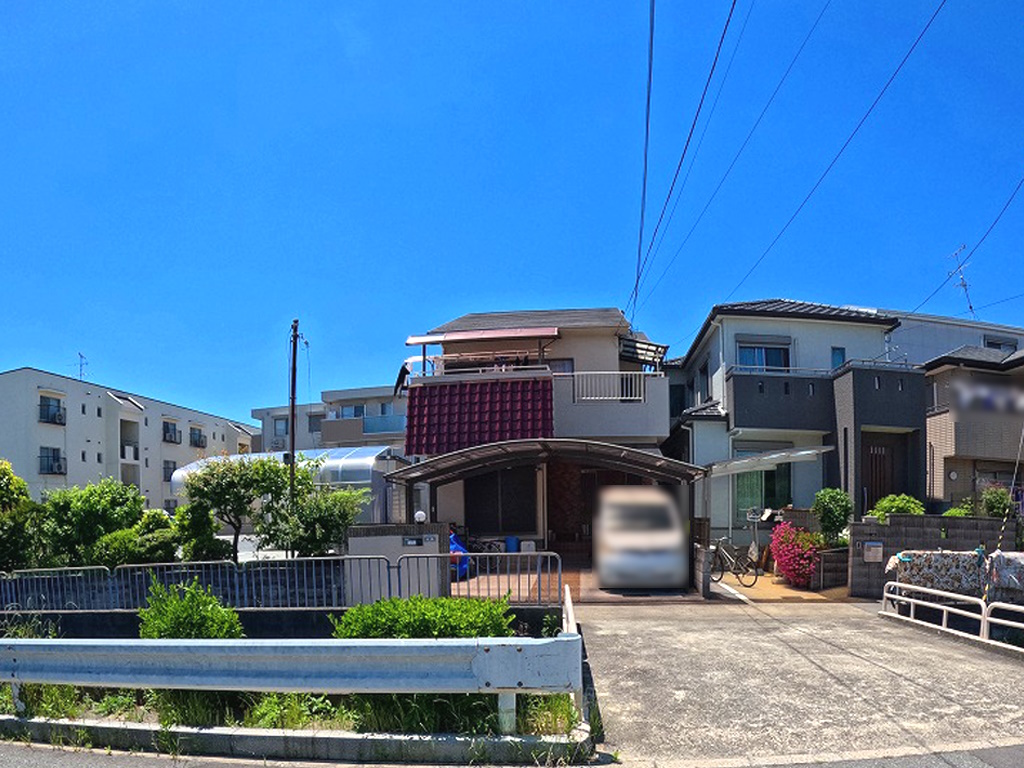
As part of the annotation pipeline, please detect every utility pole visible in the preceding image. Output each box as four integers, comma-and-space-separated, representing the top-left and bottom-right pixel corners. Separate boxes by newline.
289, 318, 299, 511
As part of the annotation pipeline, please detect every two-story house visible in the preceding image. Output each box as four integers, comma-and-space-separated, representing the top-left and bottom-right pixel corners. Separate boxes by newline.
663, 299, 1024, 541
387, 308, 702, 562
924, 345, 1024, 510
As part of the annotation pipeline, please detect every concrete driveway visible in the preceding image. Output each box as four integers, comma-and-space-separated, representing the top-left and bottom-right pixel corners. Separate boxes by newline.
580, 601, 1024, 767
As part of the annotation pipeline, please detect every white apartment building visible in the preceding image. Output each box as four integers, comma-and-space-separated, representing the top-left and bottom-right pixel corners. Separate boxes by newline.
0, 367, 256, 511
251, 386, 406, 453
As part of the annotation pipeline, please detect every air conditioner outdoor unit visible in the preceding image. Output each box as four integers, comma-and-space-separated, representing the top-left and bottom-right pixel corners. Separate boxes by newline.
54, 410, 66, 425
271, 438, 285, 450
52, 460, 65, 474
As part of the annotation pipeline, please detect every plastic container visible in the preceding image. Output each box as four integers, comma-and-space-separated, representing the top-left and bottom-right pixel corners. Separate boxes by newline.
505, 535, 521, 553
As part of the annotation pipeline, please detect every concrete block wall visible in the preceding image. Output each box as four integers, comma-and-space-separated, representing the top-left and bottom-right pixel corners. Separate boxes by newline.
848, 514, 1014, 598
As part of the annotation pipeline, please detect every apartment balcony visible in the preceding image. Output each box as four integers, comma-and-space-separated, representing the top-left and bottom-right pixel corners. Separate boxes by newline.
551, 372, 669, 441
321, 413, 408, 445
163, 429, 183, 444
189, 434, 208, 449
38, 404, 67, 425
121, 442, 140, 462
725, 367, 835, 432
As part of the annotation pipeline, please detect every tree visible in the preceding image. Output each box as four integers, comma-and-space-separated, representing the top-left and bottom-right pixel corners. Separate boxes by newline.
40, 478, 146, 566
258, 487, 368, 557
182, 456, 296, 562
811, 488, 853, 546
172, 504, 232, 562
0, 459, 29, 513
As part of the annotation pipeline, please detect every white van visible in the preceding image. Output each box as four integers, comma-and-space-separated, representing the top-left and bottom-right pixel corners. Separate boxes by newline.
594, 486, 687, 590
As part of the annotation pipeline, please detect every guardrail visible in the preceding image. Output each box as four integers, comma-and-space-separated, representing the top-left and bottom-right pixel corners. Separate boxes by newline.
881, 582, 1024, 651
0, 634, 583, 735
558, 371, 661, 402
0, 552, 562, 612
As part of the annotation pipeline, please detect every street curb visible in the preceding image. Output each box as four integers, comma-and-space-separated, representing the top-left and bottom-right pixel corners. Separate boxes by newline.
0, 715, 592, 765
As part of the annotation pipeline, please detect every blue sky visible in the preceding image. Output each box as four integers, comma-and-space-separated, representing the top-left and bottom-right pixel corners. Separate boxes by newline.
1, 1, 1021, 424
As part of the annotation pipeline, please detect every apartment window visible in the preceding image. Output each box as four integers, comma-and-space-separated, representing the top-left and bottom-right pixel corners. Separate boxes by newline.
97, 406, 102, 417
163, 460, 176, 483
738, 345, 790, 371
698, 362, 710, 403
984, 335, 1018, 354
212, 431, 216, 440
39, 395, 65, 424
831, 347, 847, 369
308, 414, 324, 433
163, 499, 178, 514
144, 458, 149, 468
734, 444, 792, 520
97, 452, 103, 463
81, 450, 87, 462
340, 404, 365, 419
39, 447, 64, 474
273, 417, 288, 437
81, 403, 86, 415
163, 421, 181, 443
144, 417, 148, 427
380, 401, 394, 416
189, 427, 206, 448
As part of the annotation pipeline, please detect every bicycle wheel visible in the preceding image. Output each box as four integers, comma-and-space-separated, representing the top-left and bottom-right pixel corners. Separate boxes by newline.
710, 550, 726, 583
734, 556, 759, 588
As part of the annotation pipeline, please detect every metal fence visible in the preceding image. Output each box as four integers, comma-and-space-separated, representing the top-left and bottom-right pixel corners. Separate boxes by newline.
0, 552, 561, 612
0, 633, 583, 734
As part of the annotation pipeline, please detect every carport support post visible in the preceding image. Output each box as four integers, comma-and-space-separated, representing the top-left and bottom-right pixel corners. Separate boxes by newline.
497, 692, 516, 734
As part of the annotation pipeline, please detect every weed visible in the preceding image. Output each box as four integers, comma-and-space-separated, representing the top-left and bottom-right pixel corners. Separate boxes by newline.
542, 613, 562, 637
517, 694, 579, 736
243, 693, 353, 731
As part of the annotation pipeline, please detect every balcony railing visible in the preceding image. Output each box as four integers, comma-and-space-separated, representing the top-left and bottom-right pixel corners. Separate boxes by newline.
39, 455, 67, 475
363, 413, 407, 434
163, 429, 182, 444
190, 434, 208, 449
121, 443, 139, 461
556, 371, 663, 403
38, 404, 67, 425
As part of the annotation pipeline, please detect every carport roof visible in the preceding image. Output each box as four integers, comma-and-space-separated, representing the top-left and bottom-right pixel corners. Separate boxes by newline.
385, 438, 705, 486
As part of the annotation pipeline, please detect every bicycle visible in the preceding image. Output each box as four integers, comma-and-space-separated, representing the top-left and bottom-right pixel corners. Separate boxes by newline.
709, 536, 759, 587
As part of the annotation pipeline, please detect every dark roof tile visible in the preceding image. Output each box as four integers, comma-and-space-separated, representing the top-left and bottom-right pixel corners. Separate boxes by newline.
430, 308, 627, 334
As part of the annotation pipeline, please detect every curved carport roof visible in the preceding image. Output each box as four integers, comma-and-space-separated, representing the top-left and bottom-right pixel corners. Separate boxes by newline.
384, 438, 704, 487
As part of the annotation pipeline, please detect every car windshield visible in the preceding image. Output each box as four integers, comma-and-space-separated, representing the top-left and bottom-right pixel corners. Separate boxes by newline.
605, 504, 675, 531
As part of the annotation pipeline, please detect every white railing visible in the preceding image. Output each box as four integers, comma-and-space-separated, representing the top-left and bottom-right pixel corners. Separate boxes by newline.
559, 371, 662, 403
0, 634, 583, 734
881, 581, 1024, 649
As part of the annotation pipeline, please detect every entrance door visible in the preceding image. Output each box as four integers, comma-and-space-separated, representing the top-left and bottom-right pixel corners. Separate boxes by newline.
464, 467, 537, 536
861, 432, 908, 511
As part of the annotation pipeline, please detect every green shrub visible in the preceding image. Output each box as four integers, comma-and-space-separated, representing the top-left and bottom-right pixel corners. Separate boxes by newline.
943, 507, 972, 517
330, 595, 514, 639
139, 579, 243, 640
0, 499, 39, 572
244, 693, 354, 730
138, 529, 179, 564
90, 529, 141, 569
982, 487, 1014, 518
173, 505, 231, 562
0, 459, 29, 513
811, 488, 852, 544
867, 494, 925, 524
40, 479, 146, 566
136, 509, 172, 536
139, 579, 243, 727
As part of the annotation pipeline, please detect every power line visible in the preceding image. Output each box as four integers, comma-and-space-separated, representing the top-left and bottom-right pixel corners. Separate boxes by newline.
629, 0, 738, 319
633, 0, 757, 314
719, 0, 948, 303
634, 0, 832, 314
628, 0, 658, 323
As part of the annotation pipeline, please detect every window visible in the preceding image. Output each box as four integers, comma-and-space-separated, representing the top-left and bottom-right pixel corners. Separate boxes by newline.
39, 395, 65, 424
547, 358, 575, 374
698, 362, 710, 402
308, 414, 324, 433
40, 447, 63, 474
831, 346, 846, 369
984, 335, 1018, 354
144, 417, 148, 427
738, 345, 790, 371
189, 427, 206, 448
686, 378, 696, 409
380, 401, 394, 416
144, 458, 149, 468
81, 450, 87, 462
97, 452, 102, 463
340, 404, 365, 419
733, 445, 792, 520
163, 460, 176, 482
273, 417, 288, 437
212, 431, 216, 440
163, 499, 178, 513
163, 421, 181, 443
97, 406, 102, 417
81, 403, 86, 415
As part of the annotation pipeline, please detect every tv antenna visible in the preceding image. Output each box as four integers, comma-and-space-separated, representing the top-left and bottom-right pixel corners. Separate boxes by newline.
949, 250, 976, 319
77, 353, 89, 380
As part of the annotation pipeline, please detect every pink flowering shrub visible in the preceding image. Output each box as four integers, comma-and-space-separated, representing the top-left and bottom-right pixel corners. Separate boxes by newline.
770, 522, 823, 588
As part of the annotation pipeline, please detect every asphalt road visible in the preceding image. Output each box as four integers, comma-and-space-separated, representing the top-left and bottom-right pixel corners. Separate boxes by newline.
580, 600, 1024, 767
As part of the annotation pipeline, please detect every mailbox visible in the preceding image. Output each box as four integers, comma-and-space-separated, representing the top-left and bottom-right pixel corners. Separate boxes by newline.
863, 542, 884, 563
